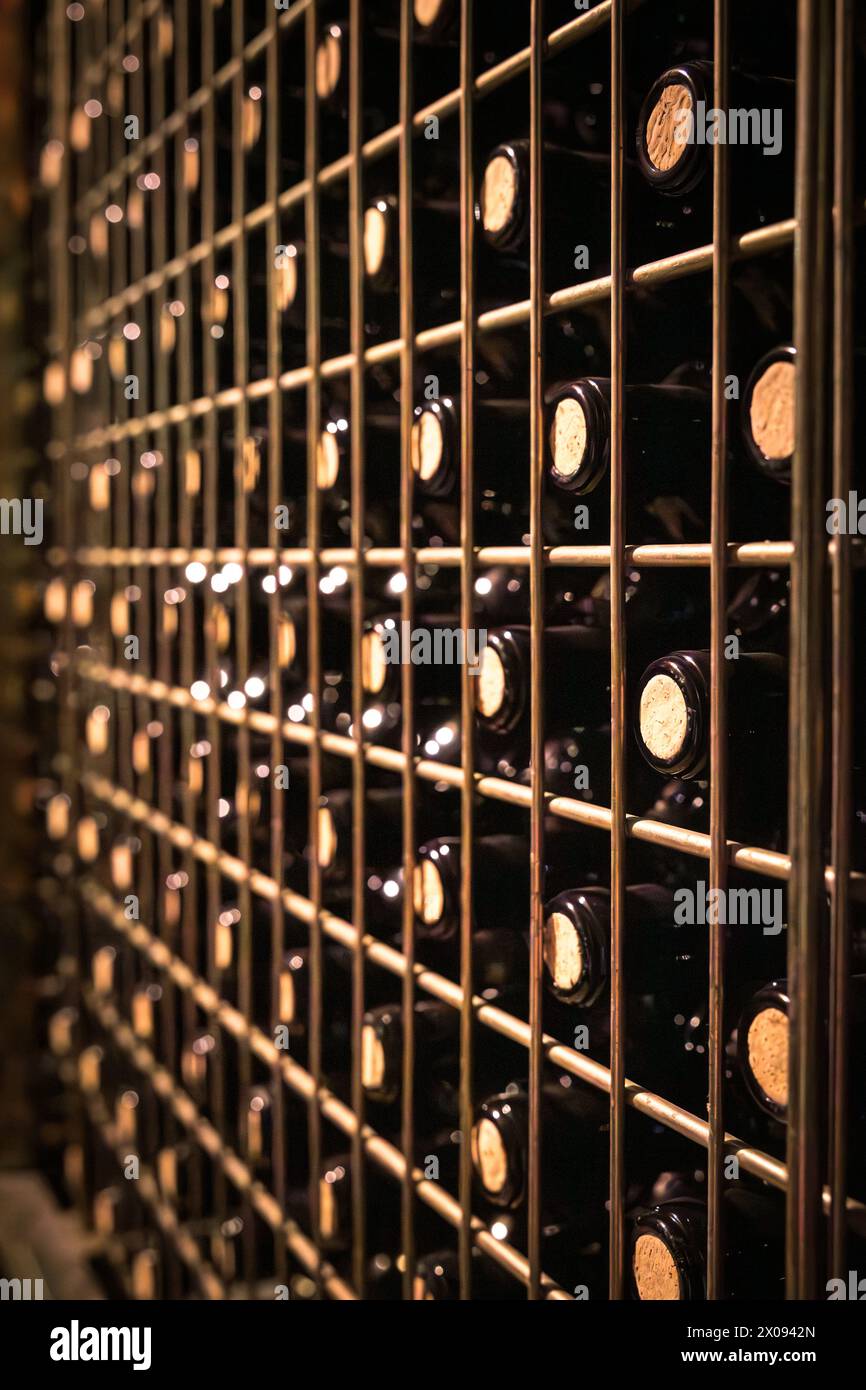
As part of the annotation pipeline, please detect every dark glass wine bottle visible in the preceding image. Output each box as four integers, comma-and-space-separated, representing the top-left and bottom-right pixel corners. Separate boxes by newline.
629, 1188, 785, 1300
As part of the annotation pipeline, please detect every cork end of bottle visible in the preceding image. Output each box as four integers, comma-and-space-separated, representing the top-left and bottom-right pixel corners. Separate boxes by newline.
318, 1171, 340, 1241
633, 1233, 682, 1300
476, 643, 506, 718
551, 397, 588, 479
747, 1006, 789, 1108
480, 154, 517, 235
278, 964, 296, 1023
275, 254, 298, 313
639, 674, 689, 762
315, 31, 341, 100
411, 410, 444, 482
316, 429, 340, 489
471, 1117, 508, 1195
543, 911, 584, 992
646, 82, 693, 172
361, 629, 388, 695
317, 806, 337, 870
364, 204, 388, 278
749, 360, 796, 461
415, 0, 445, 26
361, 1024, 386, 1090
413, 858, 445, 926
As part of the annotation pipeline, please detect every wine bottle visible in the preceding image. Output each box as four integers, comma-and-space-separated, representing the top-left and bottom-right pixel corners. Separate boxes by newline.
635, 61, 796, 240
634, 649, 788, 845
413, 1247, 523, 1300
629, 1188, 784, 1300
476, 139, 610, 295
545, 374, 711, 545
741, 344, 796, 484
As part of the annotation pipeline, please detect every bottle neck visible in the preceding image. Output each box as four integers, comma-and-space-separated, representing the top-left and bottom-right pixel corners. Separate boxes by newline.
635, 650, 710, 779
630, 1200, 708, 1300
737, 981, 790, 1121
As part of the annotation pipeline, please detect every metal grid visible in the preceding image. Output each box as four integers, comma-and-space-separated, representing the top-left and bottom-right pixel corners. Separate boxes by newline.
40, 0, 864, 1301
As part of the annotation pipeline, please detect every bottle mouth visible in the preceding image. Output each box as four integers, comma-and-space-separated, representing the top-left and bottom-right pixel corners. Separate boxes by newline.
635, 655, 707, 779
477, 143, 528, 252
471, 1111, 520, 1206
361, 1021, 389, 1093
364, 198, 397, 290
361, 628, 388, 695
415, 0, 448, 28
316, 427, 341, 490
317, 806, 337, 869
738, 986, 790, 1119
636, 65, 708, 196
413, 856, 445, 928
542, 890, 610, 1006
547, 378, 610, 494
743, 347, 796, 481
632, 1232, 684, 1301
315, 27, 342, 101
475, 631, 524, 734
275, 248, 299, 312
277, 960, 297, 1024
411, 399, 457, 496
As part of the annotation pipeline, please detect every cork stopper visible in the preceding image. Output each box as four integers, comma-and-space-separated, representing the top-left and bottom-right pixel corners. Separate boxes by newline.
746, 1006, 789, 1108
361, 1024, 386, 1090
242, 435, 262, 492
275, 256, 298, 313
413, 1275, 433, 1300
242, 94, 262, 151
316, 429, 340, 489
411, 410, 444, 482
481, 154, 517, 235
413, 858, 445, 926
543, 911, 583, 992
316, 31, 342, 100
277, 966, 295, 1023
639, 674, 689, 762
156, 1146, 177, 1198
476, 643, 506, 718
364, 205, 388, 278
317, 806, 337, 869
633, 1233, 682, 1300
749, 360, 796, 461
645, 82, 693, 172
472, 1118, 508, 1195
278, 614, 298, 669
77, 816, 100, 862
46, 793, 70, 840
319, 1174, 339, 1240
184, 448, 202, 497
415, 0, 444, 25
111, 840, 133, 891
361, 629, 388, 695
131, 1249, 157, 1301
551, 397, 588, 478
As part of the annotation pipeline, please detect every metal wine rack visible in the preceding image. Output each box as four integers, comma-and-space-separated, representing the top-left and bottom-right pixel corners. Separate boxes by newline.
41, 0, 863, 1300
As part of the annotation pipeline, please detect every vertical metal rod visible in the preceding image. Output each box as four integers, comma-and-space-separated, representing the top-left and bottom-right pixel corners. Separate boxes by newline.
828, 0, 854, 1284
265, 2, 287, 1255
398, 0, 418, 1301
348, 0, 368, 1298
607, 0, 626, 1302
457, 0, 477, 1303
303, 0, 325, 1284
706, 0, 730, 1303
787, 0, 833, 1300
527, 0, 545, 1303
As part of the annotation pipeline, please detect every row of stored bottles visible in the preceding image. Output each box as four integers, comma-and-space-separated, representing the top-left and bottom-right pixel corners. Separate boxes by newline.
69, 798, 866, 1156
51, 997, 866, 1300
67, 0, 854, 286
63, 553, 866, 856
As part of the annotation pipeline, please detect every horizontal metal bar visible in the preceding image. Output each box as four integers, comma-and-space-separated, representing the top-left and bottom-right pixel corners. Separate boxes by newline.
64, 218, 800, 457
75, 831, 866, 1238
78, 677, 866, 900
